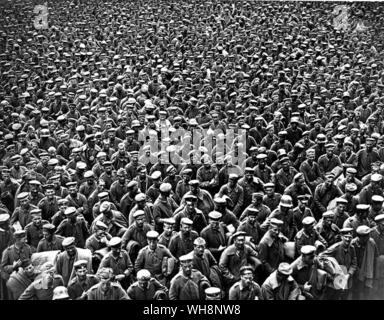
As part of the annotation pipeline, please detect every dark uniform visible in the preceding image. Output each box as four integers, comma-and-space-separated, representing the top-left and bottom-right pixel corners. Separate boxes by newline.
67, 274, 99, 300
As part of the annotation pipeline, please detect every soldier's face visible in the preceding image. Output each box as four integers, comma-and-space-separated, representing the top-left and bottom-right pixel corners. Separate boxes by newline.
76, 266, 87, 279
342, 234, 352, 246
138, 278, 150, 289
65, 244, 76, 256
24, 264, 35, 277
234, 236, 245, 250
135, 216, 144, 228
148, 239, 158, 250
181, 261, 193, 276
181, 223, 192, 235
32, 216, 42, 226
194, 244, 205, 257
241, 271, 253, 286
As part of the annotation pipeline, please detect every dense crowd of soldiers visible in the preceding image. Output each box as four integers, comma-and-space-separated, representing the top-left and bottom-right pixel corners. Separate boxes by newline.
1, 0, 384, 300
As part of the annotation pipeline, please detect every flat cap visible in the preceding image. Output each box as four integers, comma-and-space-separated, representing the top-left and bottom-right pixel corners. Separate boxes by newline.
162, 218, 176, 225
302, 216, 316, 226
134, 193, 146, 202
64, 207, 77, 216
133, 210, 145, 219
372, 195, 384, 203
108, 237, 122, 247
374, 214, 384, 223
270, 218, 284, 226
181, 217, 193, 225
17, 192, 29, 200
301, 245, 316, 255
14, 230, 26, 238
151, 171, 162, 180
159, 183, 172, 193
278, 262, 293, 275
95, 220, 108, 230
62, 237, 75, 247
146, 230, 159, 239
208, 211, 222, 220
356, 225, 371, 236
356, 204, 370, 211
0, 214, 10, 223
323, 211, 335, 218
371, 173, 383, 182
74, 260, 88, 269
193, 237, 206, 246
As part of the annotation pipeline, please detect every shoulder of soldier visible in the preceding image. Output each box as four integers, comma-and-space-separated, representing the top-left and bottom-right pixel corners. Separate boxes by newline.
89, 283, 101, 291
25, 222, 34, 230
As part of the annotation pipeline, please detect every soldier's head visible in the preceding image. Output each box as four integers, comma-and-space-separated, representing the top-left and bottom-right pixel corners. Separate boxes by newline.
44, 184, 55, 199
17, 192, 30, 208
276, 263, 293, 283
356, 204, 369, 220
20, 259, 35, 278
58, 199, 68, 213
252, 193, 263, 206
162, 218, 175, 236
41, 262, 56, 285
98, 267, 114, 290
42, 223, 55, 241
14, 230, 27, 246
185, 195, 197, 212
146, 231, 159, 251
356, 226, 371, 246
137, 269, 151, 289
301, 245, 316, 266
133, 211, 145, 229
340, 228, 353, 247
31, 209, 42, 227
302, 216, 316, 233
269, 218, 283, 238
375, 214, 384, 233
63, 237, 76, 257
189, 180, 200, 193
67, 182, 78, 195
247, 208, 258, 224
179, 253, 193, 277
240, 266, 254, 287
180, 218, 193, 236
264, 183, 275, 197
108, 237, 122, 257
233, 232, 246, 250
74, 260, 88, 281
193, 237, 206, 257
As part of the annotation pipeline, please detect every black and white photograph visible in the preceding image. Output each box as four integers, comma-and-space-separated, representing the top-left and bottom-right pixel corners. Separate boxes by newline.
0, 0, 384, 305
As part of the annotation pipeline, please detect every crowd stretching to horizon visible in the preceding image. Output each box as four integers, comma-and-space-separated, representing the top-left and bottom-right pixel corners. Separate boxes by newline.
1, 0, 384, 300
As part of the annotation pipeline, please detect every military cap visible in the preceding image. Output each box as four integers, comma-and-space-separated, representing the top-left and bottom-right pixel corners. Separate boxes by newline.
280, 195, 293, 208
228, 173, 239, 180
301, 245, 316, 255
98, 192, 109, 199
31, 209, 42, 217
133, 210, 145, 219
213, 197, 226, 205
17, 192, 29, 200
64, 207, 77, 216
74, 260, 88, 270
66, 182, 77, 188
159, 183, 172, 193
340, 227, 353, 235
325, 172, 335, 179
13, 228, 26, 238
182, 168, 193, 175
108, 237, 122, 247
193, 237, 206, 246
355, 225, 371, 236
208, 211, 222, 220
103, 161, 112, 167
205, 287, 221, 298
372, 195, 384, 203
134, 193, 146, 202
137, 269, 151, 280
245, 167, 254, 173
232, 231, 247, 239
146, 230, 159, 239
0, 214, 10, 223
30, 180, 42, 186
335, 198, 348, 205
179, 252, 194, 262
84, 171, 94, 179
181, 217, 193, 225
278, 262, 293, 275
270, 218, 284, 226
256, 153, 267, 160
184, 194, 197, 202
346, 168, 357, 175
58, 199, 68, 205
162, 218, 176, 225
371, 174, 383, 182
95, 220, 108, 230
356, 204, 370, 211
374, 214, 384, 223
247, 208, 259, 216
189, 179, 200, 186
76, 162, 87, 170
62, 237, 75, 247
151, 171, 162, 180
302, 216, 316, 226
323, 211, 335, 219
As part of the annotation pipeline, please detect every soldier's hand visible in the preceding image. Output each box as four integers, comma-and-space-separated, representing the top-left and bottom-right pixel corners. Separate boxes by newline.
304, 282, 312, 291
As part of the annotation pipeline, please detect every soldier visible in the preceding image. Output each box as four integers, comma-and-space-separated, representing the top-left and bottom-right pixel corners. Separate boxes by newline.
217, 174, 244, 217
350, 226, 378, 300
51, 198, 68, 228
55, 237, 92, 286
261, 262, 301, 300
67, 260, 99, 300
158, 218, 177, 248
0, 230, 33, 289
36, 223, 64, 252
19, 262, 64, 300
6, 259, 36, 300
121, 210, 152, 262
10, 192, 38, 229
237, 208, 262, 246
134, 231, 175, 285
98, 237, 133, 290
343, 204, 370, 236
315, 212, 340, 247
229, 265, 262, 300
371, 214, 384, 299
169, 217, 199, 259
128, 193, 154, 227
127, 269, 168, 300
290, 245, 328, 300
219, 231, 260, 289
55, 206, 89, 248
173, 195, 207, 233
320, 228, 357, 300
87, 267, 129, 300
169, 253, 211, 300
294, 217, 327, 258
